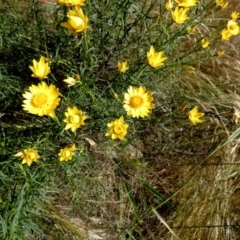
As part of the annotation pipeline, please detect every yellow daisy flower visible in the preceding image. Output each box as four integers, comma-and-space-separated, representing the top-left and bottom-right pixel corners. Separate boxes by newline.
175, 0, 198, 7
63, 76, 77, 87
106, 116, 129, 140
63, 106, 87, 132
201, 39, 210, 48
171, 7, 189, 24
216, 0, 228, 8
22, 82, 60, 118
187, 66, 196, 73
123, 86, 155, 118
147, 46, 167, 68
188, 106, 204, 125
165, 0, 173, 10
59, 144, 76, 162
221, 28, 232, 40
217, 50, 225, 57
14, 148, 40, 167
61, 7, 89, 34
233, 110, 240, 124
118, 61, 129, 73
57, 0, 85, 7
227, 20, 240, 35
231, 12, 239, 20
187, 25, 196, 35
29, 56, 50, 80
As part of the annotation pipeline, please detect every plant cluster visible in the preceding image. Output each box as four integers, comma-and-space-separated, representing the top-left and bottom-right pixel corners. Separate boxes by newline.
1, 0, 240, 238
13, 0, 240, 166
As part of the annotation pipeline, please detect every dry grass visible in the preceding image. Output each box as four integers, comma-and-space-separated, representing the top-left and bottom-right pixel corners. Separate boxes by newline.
163, 1, 240, 238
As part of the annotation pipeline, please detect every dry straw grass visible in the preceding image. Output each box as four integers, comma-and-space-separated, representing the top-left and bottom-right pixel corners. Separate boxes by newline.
165, 1, 240, 239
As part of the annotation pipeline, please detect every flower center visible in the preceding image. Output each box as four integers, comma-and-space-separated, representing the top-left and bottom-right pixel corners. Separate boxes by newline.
63, 150, 71, 158
70, 114, 80, 123
31, 93, 48, 107
129, 96, 143, 108
25, 152, 36, 161
114, 125, 123, 134
229, 24, 235, 30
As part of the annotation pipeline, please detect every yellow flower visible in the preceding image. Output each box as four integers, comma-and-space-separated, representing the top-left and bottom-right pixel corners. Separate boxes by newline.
227, 20, 240, 35
113, 92, 119, 98
22, 82, 60, 118
188, 106, 204, 125
175, 0, 198, 7
147, 46, 167, 68
233, 110, 240, 124
216, 0, 228, 8
14, 148, 40, 167
29, 56, 50, 80
187, 25, 196, 35
221, 28, 232, 40
63, 76, 77, 87
75, 74, 81, 80
61, 7, 89, 34
201, 39, 210, 48
64, 106, 87, 132
59, 144, 76, 162
217, 50, 225, 56
106, 116, 129, 140
57, 0, 85, 7
165, 0, 173, 10
187, 66, 196, 72
231, 11, 239, 20
171, 7, 189, 24
118, 61, 129, 73
123, 86, 155, 118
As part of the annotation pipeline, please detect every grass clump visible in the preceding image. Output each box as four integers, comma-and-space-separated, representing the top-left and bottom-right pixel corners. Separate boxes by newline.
1, 0, 240, 239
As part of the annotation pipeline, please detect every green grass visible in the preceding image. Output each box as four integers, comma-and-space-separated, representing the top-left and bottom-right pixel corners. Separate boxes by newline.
1, 0, 240, 239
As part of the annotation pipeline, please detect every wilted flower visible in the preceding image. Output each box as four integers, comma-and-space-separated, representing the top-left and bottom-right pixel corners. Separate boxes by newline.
22, 82, 60, 118
61, 7, 89, 34
14, 148, 40, 167
57, 0, 85, 7
171, 7, 189, 24
118, 61, 129, 73
227, 20, 240, 35
165, 0, 173, 10
123, 86, 155, 118
106, 116, 128, 140
216, 0, 228, 8
221, 28, 232, 40
201, 39, 210, 48
64, 106, 87, 132
175, 0, 198, 7
63, 76, 77, 87
231, 12, 239, 20
29, 56, 50, 80
188, 106, 204, 125
59, 144, 76, 162
147, 46, 167, 68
